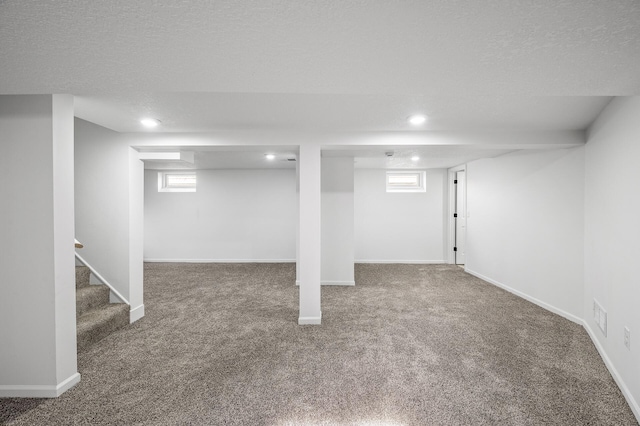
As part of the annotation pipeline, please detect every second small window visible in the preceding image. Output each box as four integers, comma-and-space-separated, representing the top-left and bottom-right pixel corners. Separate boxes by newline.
158, 172, 197, 192
386, 171, 426, 193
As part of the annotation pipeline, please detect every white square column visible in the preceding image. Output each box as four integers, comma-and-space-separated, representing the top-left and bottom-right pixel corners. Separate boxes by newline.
321, 157, 355, 285
298, 144, 322, 325
0, 95, 80, 397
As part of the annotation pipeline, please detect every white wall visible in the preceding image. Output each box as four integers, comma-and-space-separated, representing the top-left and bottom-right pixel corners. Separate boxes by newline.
144, 168, 297, 262
465, 148, 585, 321
584, 96, 640, 418
321, 157, 354, 284
75, 119, 135, 306
354, 168, 446, 263
0, 95, 79, 397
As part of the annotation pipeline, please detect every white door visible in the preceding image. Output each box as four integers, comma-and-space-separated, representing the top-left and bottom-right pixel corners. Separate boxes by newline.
455, 171, 466, 265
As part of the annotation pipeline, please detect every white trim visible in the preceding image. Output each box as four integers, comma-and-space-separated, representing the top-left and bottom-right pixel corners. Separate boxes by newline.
0, 373, 81, 398
130, 304, 145, 323
583, 322, 640, 423
465, 268, 582, 324
295, 280, 355, 286
298, 314, 322, 325
321, 281, 355, 286
354, 260, 446, 264
75, 253, 129, 305
144, 258, 296, 263
447, 164, 466, 264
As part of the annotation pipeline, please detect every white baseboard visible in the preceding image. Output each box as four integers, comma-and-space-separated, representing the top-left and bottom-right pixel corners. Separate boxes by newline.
144, 258, 296, 263
0, 372, 81, 398
298, 313, 322, 325
295, 280, 355, 286
355, 260, 446, 264
583, 322, 640, 423
321, 280, 355, 286
130, 304, 145, 323
464, 268, 582, 325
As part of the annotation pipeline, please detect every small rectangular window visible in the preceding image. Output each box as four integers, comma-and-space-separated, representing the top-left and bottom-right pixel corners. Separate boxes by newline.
158, 172, 196, 192
386, 171, 426, 193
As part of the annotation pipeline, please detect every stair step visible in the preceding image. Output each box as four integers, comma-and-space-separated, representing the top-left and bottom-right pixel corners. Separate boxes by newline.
75, 266, 90, 289
76, 285, 110, 317
77, 303, 129, 352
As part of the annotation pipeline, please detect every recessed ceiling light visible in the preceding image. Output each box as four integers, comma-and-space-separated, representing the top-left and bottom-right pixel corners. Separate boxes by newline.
408, 114, 427, 126
141, 118, 161, 128
265, 154, 276, 160
411, 156, 420, 161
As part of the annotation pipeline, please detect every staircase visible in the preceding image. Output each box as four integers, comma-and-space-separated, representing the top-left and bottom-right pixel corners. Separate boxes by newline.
75, 265, 129, 351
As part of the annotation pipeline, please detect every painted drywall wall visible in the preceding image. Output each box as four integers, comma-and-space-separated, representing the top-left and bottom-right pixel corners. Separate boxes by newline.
321, 157, 354, 284
354, 168, 446, 263
584, 96, 640, 418
0, 95, 79, 396
144, 168, 297, 262
465, 148, 585, 321
75, 119, 132, 301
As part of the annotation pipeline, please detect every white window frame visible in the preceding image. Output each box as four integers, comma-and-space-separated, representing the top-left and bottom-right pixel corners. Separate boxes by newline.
158, 171, 197, 192
386, 171, 426, 193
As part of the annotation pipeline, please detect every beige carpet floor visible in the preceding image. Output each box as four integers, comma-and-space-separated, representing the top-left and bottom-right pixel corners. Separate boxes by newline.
1, 263, 637, 425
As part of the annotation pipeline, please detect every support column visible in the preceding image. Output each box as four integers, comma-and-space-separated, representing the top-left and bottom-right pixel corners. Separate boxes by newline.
321, 157, 355, 285
128, 148, 145, 323
0, 95, 80, 397
298, 144, 322, 325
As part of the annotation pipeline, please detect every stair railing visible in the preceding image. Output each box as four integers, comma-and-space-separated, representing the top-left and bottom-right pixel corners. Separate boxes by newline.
74, 240, 130, 305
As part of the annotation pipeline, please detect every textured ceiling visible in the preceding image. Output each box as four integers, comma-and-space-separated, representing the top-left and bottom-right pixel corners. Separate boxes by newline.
1, 0, 639, 96
2, 1, 638, 169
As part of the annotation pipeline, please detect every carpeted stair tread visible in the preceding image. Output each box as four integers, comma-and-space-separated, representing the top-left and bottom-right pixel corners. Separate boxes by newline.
77, 303, 129, 352
76, 285, 110, 317
75, 266, 90, 289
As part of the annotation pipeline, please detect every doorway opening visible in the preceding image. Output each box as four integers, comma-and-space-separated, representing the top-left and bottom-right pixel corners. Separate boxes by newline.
447, 165, 466, 265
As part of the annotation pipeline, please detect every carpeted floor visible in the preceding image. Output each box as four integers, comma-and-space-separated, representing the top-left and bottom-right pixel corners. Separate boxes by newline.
1, 263, 637, 425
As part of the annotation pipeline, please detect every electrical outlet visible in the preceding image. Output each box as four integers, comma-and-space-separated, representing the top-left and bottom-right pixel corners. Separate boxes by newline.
624, 327, 630, 350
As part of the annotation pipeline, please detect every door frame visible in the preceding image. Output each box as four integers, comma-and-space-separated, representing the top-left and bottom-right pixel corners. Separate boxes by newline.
447, 164, 466, 264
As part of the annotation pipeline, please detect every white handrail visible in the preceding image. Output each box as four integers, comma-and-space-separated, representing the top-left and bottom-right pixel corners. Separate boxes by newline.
74, 252, 130, 305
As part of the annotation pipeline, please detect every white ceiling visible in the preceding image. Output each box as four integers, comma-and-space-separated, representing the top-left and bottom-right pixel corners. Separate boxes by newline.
75, 94, 612, 133
2, 1, 639, 168
138, 144, 547, 170
140, 147, 300, 170
1, 1, 638, 95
